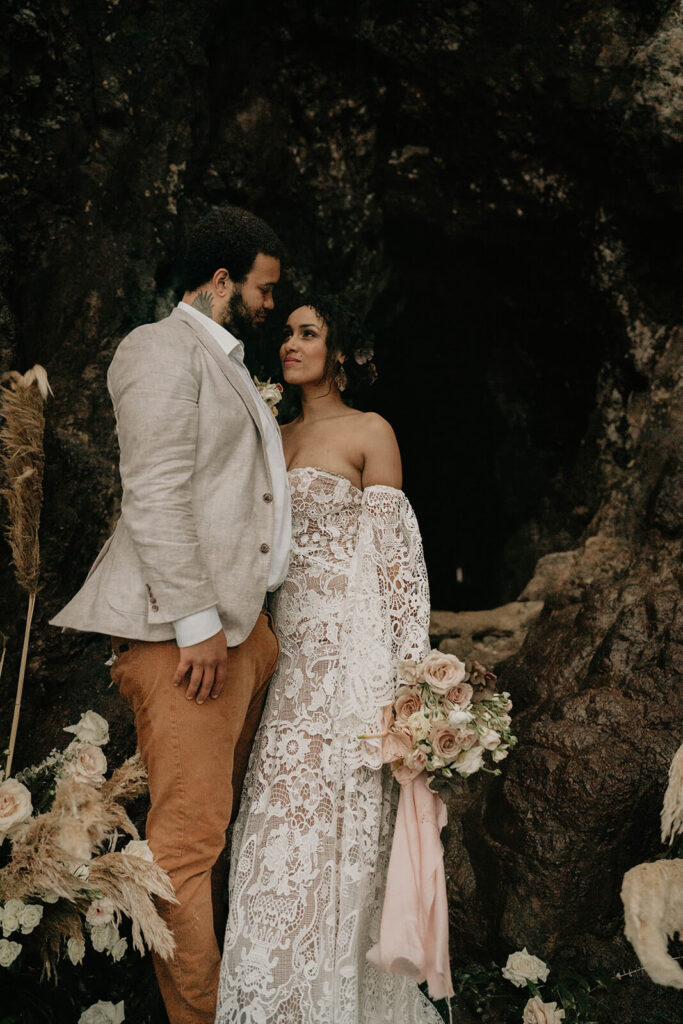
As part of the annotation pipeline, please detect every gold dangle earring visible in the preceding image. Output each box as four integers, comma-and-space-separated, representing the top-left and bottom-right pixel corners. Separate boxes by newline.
335, 360, 348, 393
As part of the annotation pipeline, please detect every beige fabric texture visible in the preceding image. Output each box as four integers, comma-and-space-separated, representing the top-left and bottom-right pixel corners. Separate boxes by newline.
51, 306, 280, 646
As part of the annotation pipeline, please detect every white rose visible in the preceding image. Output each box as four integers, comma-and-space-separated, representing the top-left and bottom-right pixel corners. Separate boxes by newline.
0, 937, 22, 967
522, 996, 565, 1024
1, 899, 25, 937
455, 745, 485, 777
120, 839, 154, 862
42, 891, 60, 904
502, 947, 550, 988
448, 709, 474, 727
406, 710, 431, 743
64, 710, 110, 746
78, 1000, 125, 1024
86, 898, 116, 927
109, 936, 128, 962
0, 779, 33, 833
64, 744, 107, 786
19, 903, 43, 934
90, 922, 119, 953
421, 650, 468, 695
67, 936, 86, 965
479, 728, 502, 750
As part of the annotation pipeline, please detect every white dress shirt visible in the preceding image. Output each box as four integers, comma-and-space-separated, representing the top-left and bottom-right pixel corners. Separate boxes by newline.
173, 302, 291, 647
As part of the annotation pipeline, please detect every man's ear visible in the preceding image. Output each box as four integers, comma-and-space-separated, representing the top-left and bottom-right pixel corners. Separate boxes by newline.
212, 267, 231, 295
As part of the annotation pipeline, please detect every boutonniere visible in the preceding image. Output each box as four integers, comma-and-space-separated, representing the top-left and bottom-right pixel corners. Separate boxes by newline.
254, 377, 284, 417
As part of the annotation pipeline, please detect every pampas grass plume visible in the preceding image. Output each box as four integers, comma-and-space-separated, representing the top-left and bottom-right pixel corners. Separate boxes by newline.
661, 743, 683, 845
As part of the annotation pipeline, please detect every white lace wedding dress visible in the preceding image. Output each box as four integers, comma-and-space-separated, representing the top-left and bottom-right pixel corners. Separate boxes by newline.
216, 467, 444, 1024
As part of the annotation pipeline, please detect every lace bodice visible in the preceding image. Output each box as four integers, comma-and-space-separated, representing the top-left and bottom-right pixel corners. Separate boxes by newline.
216, 468, 441, 1024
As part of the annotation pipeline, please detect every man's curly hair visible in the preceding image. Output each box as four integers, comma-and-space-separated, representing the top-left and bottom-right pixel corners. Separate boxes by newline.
181, 205, 284, 290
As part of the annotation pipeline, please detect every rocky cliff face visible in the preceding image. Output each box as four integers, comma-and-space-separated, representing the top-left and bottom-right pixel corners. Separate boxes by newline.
1, 2, 681, 1020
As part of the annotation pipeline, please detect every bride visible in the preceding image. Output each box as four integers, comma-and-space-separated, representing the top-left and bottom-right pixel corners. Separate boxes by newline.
216, 297, 445, 1024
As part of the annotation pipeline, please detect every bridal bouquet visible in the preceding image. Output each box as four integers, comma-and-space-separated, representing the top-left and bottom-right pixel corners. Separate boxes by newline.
0, 710, 175, 980
385, 650, 517, 793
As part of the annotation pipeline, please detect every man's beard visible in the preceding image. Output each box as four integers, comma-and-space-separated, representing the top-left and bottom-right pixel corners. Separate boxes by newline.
221, 286, 264, 342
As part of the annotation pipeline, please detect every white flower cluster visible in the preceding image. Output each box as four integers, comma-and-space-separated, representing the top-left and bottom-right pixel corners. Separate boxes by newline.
254, 376, 284, 416
502, 949, 566, 1024
84, 898, 128, 962
78, 1000, 125, 1024
386, 650, 516, 788
0, 898, 45, 968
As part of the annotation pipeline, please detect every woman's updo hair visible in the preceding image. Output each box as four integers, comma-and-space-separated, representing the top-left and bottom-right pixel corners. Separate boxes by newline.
296, 294, 377, 396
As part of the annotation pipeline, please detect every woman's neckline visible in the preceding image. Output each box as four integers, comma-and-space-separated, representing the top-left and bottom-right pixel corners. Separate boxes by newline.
287, 465, 363, 495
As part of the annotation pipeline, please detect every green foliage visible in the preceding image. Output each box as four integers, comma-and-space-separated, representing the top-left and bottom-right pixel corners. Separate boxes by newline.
450, 958, 614, 1023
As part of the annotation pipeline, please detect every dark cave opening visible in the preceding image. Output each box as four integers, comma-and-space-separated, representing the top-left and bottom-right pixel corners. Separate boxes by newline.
364, 216, 609, 610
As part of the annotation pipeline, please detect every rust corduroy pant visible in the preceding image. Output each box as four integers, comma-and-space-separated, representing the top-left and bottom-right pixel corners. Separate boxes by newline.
110, 611, 279, 1024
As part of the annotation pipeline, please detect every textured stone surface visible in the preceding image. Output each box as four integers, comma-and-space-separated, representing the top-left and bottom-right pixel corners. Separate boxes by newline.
1, 3, 682, 1020
431, 601, 544, 665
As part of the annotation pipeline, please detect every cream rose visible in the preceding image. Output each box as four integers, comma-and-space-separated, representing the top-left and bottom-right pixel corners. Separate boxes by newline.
444, 682, 473, 709
479, 728, 502, 750
394, 687, 422, 726
121, 839, 154, 862
19, 903, 43, 934
421, 650, 467, 696
67, 936, 86, 965
398, 659, 424, 685
86, 898, 116, 927
1, 898, 25, 937
78, 1001, 125, 1024
429, 722, 462, 762
64, 710, 110, 746
522, 996, 565, 1024
0, 938, 22, 967
502, 947, 550, 988
392, 748, 428, 785
64, 743, 107, 786
0, 779, 33, 833
455, 745, 485, 777
406, 710, 432, 744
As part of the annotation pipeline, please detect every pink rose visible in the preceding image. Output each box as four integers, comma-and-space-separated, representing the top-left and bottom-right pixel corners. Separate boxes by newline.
444, 682, 473, 709
394, 686, 423, 725
522, 997, 565, 1024
430, 722, 463, 762
392, 748, 428, 785
64, 744, 107, 786
421, 650, 467, 696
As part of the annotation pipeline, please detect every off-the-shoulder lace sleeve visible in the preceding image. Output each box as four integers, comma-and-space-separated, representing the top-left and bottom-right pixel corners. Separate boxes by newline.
335, 485, 431, 769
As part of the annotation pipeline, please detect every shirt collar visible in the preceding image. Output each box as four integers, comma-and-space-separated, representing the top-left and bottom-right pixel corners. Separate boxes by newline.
178, 301, 245, 363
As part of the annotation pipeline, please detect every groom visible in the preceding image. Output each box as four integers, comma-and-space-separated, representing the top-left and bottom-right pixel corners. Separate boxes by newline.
52, 206, 291, 1023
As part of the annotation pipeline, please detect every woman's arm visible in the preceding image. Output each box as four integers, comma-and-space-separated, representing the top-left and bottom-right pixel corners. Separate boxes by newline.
361, 413, 403, 489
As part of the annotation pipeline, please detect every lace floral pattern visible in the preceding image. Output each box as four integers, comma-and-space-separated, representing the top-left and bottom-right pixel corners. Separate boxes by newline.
216, 468, 441, 1024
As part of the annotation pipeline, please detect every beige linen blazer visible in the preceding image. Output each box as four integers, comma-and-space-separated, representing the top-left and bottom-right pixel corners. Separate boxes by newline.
51, 307, 282, 646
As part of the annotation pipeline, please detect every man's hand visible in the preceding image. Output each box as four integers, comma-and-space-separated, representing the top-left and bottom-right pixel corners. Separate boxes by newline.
172, 629, 228, 704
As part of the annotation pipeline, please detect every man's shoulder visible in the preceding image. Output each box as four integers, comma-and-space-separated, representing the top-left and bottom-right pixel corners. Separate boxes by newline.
112, 310, 200, 365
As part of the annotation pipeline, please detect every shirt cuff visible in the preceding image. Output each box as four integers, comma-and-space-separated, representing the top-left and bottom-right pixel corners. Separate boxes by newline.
173, 606, 223, 648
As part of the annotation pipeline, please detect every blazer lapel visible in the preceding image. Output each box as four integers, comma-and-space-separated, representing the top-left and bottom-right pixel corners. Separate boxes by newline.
171, 307, 266, 438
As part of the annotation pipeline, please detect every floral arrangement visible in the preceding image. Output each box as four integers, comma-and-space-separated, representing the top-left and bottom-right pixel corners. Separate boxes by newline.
382, 650, 517, 792
451, 947, 613, 1023
254, 376, 284, 416
0, 709, 175, 986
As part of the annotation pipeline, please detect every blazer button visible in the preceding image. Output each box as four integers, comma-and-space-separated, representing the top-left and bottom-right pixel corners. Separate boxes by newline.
263, 492, 273, 503
260, 542, 270, 554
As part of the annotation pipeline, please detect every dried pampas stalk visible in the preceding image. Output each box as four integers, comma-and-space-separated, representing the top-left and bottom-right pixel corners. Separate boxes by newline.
621, 859, 683, 989
88, 853, 177, 960
0, 365, 52, 778
661, 743, 683, 845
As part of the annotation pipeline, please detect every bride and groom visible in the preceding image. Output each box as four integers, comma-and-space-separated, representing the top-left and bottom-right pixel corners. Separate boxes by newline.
52, 206, 445, 1023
